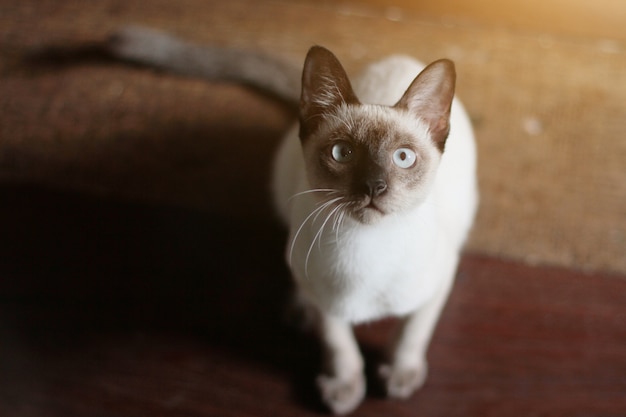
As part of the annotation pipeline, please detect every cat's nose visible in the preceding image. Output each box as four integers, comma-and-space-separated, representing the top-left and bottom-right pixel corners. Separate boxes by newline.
366, 179, 388, 197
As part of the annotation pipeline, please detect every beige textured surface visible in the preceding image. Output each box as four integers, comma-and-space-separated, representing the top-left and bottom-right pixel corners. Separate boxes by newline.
1, 0, 625, 273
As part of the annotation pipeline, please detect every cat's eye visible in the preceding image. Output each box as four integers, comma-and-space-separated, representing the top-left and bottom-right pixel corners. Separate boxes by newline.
392, 148, 417, 168
331, 141, 354, 163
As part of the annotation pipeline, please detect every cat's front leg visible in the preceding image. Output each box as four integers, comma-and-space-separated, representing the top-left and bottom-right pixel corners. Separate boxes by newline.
316, 313, 365, 415
380, 258, 457, 399
379, 340, 428, 399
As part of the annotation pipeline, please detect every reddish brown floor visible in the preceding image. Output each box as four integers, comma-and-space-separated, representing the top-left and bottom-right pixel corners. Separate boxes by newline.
0, 185, 625, 416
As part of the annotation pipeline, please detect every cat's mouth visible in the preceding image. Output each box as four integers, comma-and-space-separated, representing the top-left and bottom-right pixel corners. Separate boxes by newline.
348, 198, 387, 223
365, 201, 384, 213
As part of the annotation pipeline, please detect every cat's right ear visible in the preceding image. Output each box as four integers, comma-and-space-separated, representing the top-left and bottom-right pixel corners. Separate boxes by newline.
396, 59, 456, 152
299, 46, 359, 139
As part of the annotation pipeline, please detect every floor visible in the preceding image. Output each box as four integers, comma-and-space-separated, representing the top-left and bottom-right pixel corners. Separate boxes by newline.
1, 185, 625, 416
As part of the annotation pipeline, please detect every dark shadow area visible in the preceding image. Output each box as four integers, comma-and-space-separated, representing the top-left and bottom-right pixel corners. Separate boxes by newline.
0, 182, 288, 334
0, 184, 324, 410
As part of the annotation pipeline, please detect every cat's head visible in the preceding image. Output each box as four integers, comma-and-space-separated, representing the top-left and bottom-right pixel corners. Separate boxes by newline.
298, 46, 456, 224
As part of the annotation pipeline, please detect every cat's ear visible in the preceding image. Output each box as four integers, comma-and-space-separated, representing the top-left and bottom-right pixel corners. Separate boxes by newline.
299, 46, 359, 139
395, 59, 456, 152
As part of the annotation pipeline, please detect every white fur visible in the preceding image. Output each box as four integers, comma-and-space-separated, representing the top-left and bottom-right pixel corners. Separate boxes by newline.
273, 56, 477, 324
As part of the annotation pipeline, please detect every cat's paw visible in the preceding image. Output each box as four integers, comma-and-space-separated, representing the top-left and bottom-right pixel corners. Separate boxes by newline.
317, 373, 366, 415
379, 362, 428, 399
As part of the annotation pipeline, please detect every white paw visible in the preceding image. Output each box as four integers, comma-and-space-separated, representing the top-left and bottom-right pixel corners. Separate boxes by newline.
317, 373, 366, 415
379, 362, 428, 399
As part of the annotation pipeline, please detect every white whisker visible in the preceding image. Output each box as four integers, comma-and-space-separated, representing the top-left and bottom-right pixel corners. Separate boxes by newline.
305, 201, 343, 278
288, 195, 343, 269
313, 197, 342, 224
288, 188, 338, 202
332, 203, 348, 243
288, 203, 327, 267
318, 202, 344, 250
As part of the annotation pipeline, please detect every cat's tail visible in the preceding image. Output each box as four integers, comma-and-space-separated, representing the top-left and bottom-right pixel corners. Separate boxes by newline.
107, 26, 301, 105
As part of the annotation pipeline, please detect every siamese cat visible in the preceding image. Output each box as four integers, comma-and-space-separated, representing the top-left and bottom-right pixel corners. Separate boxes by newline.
108, 26, 478, 414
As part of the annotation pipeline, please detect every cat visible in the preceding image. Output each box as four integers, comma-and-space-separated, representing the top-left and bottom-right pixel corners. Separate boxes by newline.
107, 26, 478, 415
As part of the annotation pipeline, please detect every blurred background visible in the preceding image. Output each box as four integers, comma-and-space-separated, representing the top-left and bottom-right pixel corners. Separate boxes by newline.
357, 0, 626, 39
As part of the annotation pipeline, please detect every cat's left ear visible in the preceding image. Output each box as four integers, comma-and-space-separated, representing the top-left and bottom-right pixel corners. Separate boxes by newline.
395, 59, 456, 152
299, 46, 359, 139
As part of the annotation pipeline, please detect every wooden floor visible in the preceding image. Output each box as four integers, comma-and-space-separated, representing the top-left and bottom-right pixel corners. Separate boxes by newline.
1, 185, 625, 416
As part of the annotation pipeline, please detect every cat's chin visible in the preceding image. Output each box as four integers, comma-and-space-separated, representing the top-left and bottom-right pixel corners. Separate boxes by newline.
351, 204, 387, 225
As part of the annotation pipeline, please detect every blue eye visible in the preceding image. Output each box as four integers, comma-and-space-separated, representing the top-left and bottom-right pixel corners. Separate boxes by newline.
331, 141, 354, 162
393, 148, 417, 168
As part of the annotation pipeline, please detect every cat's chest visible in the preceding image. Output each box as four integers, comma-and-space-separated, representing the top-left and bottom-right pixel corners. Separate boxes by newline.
289, 204, 443, 322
